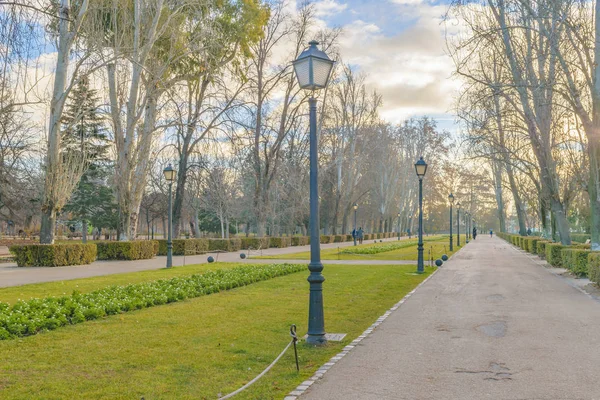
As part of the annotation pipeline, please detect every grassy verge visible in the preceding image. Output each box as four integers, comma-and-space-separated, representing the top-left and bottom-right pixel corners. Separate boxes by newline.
254, 235, 453, 260
0, 264, 433, 399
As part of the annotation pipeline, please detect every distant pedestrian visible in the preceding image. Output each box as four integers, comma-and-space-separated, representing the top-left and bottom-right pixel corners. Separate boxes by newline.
352, 228, 357, 240
490, 229, 493, 238
472, 227, 477, 240
527, 228, 532, 236
358, 227, 364, 244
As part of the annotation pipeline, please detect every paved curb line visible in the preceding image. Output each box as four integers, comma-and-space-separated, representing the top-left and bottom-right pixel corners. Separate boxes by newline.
284, 267, 440, 400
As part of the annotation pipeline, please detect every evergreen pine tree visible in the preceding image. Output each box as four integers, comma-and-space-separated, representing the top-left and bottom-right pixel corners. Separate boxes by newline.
61, 78, 117, 242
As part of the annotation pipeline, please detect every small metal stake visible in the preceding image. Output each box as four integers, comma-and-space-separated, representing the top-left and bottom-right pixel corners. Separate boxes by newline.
290, 324, 299, 372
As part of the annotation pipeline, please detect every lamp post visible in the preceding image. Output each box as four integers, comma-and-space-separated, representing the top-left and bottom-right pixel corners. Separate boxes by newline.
397, 212, 401, 240
353, 203, 358, 246
448, 193, 454, 251
163, 164, 177, 268
465, 212, 470, 243
293, 40, 334, 346
456, 201, 461, 247
415, 157, 428, 274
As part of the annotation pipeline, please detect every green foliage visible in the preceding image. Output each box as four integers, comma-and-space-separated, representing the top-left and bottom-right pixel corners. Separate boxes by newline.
268, 237, 291, 248
240, 237, 269, 250
536, 241, 549, 258
0, 263, 304, 340
320, 235, 334, 244
207, 238, 242, 252
545, 243, 565, 266
96, 241, 157, 261
571, 234, 591, 244
340, 241, 416, 255
157, 239, 209, 256
9, 243, 97, 267
333, 235, 344, 243
291, 236, 309, 246
588, 252, 600, 284
561, 248, 590, 277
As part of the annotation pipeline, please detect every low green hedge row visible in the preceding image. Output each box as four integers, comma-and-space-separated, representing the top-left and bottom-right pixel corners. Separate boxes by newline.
571, 233, 591, 243
96, 241, 158, 261
340, 240, 417, 255
157, 239, 209, 256
0, 263, 304, 340
269, 237, 291, 248
9, 243, 97, 267
208, 238, 242, 252
497, 233, 597, 279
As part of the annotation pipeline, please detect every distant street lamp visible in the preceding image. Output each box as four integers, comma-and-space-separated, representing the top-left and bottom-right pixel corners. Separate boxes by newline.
397, 212, 401, 240
448, 193, 454, 251
293, 40, 334, 346
465, 212, 470, 243
353, 203, 358, 246
456, 201, 461, 247
414, 157, 428, 274
163, 163, 177, 268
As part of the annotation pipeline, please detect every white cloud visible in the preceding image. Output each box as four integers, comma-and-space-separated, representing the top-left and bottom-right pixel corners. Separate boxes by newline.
334, 3, 458, 125
313, 0, 348, 17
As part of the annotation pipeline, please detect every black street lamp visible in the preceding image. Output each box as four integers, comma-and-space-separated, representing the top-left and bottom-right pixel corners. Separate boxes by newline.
163, 164, 177, 268
397, 212, 401, 240
448, 193, 454, 251
456, 201, 461, 247
293, 40, 334, 346
414, 157, 428, 274
353, 203, 358, 246
466, 212, 470, 243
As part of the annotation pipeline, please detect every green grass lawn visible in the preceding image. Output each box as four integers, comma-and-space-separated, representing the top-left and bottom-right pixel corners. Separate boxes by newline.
254, 235, 464, 261
0, 264, 433, 399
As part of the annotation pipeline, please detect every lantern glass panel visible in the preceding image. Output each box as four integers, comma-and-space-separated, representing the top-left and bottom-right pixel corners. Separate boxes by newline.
293, 58, 311, 88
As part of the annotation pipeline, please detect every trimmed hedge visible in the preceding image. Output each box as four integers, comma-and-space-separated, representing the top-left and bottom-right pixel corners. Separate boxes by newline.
157, 239, 209, 256
96, 241, 158, 261
588, 252, 600, 284
320, 235, 334, 244
269, 237, 291, 248
561, 248, 589, 277
333, 235, 344, 243
291, 236, 309, 246
207, 238, 242, 252
240, 237, 270, 250
536, 241, 549, 258
0, 263, 304, 340
10, 243, 97, 267
545, 243, 565, 267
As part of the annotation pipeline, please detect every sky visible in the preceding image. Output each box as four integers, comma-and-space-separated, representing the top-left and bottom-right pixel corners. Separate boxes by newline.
311, 0, 459, 133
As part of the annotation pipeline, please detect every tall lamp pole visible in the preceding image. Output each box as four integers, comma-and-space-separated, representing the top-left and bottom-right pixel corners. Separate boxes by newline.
397, 212, 401, 240
353, 203, 358, 246
449, 193, 454, 251
456, 201, 461, 247
293, 40, 334, 346
415, 157, 428, 274
163, 164, 176, 268
465, 212, 469, 243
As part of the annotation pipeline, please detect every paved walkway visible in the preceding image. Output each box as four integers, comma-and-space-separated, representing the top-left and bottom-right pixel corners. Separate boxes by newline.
301, 235, 600, 399
0, 236, 411, 288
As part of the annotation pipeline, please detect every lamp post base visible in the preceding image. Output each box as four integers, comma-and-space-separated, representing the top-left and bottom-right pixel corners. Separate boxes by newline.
306, 334, 328, 345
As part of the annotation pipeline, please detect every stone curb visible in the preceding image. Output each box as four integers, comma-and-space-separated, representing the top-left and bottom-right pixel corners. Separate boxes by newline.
284, 266, 441, 400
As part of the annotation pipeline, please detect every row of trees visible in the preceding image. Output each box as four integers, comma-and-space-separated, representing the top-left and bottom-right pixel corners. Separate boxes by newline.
0, 0, 503, 243
447, 0, 600, 247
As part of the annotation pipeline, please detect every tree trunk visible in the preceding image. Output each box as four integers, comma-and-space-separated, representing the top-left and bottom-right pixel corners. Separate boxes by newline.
40, 209, 57, 244
82, 220, 88, 244
194, 212, 201, 238
493, 162, 506, 232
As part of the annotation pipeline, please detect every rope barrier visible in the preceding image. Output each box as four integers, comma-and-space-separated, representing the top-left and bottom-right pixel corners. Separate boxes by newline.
219, 325, 299, 399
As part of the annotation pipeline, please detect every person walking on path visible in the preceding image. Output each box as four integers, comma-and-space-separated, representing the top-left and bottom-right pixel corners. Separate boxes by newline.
357, 227, 364, 244
352, 228, 357, 242
472, 226, 477, 240
490, 229, 493, 237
